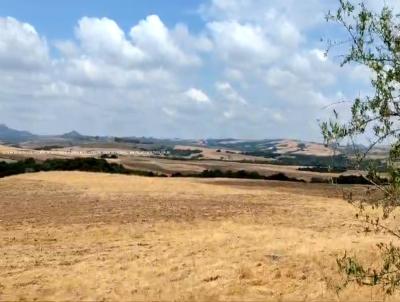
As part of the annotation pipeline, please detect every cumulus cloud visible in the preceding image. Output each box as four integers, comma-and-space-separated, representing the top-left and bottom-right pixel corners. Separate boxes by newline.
172, 23, 213, 53
264, 54, 335, 108
215, 82, 247, 105
60, 57, 173, 89
76, 17, 147, 66
207, 21, 279, 67
0, 15, 201, 135
199, 0, 366, 139
0, 17, 49, 70
0, 1, 378, 140
200, 0, 327, 28
130, 15, 201, 67
55, 15, 208, 92
184, 88, 211, 103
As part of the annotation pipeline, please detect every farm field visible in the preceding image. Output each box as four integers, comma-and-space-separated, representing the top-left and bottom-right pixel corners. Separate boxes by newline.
119, 156, 341, 180
0, 143, 343, 181
0, 172, 395, 301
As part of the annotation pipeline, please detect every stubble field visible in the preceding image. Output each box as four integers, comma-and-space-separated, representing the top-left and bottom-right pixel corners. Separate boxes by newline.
0, 172, 396, 301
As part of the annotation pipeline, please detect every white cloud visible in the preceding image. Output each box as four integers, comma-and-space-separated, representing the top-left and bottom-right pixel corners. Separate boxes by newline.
223, 110, 235, 119
162, 107, 177, 117
207, 21, 279, 67
0, 2, 379, 140
55, 40, 80, 58
172, 23, 213, 53
60, 57, 173, 88
33, 81, 83, 99
349, 64, 372, 84
310, 49, 327, 62
288, 50, 337, 87
200, 0, 327, 28
263, 107, 286, 123
265, 66, 331, 108
55, 15, 205, 91
184, 88, 211, 103
52, 14, 210, 93
0, 17, 49, 70
0, 15, 202, 136
130, 15, 201, 67
274, 19, 303, 49
215, 81, 247, 104
76, 17, 147, 66
224, 68, 243, 81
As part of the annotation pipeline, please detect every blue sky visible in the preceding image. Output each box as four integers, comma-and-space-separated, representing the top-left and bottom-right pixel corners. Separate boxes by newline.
0, 1, 205, 38
0, 0, 379, 140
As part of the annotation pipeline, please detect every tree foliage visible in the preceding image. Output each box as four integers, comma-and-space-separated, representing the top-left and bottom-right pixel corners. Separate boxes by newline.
323, 0, 400, 295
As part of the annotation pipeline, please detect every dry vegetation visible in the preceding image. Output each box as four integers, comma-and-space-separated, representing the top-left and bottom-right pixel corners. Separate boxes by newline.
0, 143, 344, 181
120, 156, 339, 180
0, 172, 397, 301
173, 145, 268, 162
274, 140, 336, 157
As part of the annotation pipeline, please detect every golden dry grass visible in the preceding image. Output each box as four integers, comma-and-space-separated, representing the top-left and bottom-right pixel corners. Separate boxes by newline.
0, 145, 23, 152
0, 172, 397, 301
173, 145, 268, 162
274, 140, 336, 157
0, 144, 339, 180
120, 156, 339, 180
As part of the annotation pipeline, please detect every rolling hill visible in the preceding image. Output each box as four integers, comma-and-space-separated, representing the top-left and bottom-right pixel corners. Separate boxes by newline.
0, 124, 36, 143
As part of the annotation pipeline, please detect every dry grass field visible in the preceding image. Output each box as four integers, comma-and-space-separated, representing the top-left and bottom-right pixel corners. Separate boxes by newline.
173, 145, 269, 162
120, 156, 340, 181
0, 172, 397, 301
0, 143, 345, 182
273, 140, 336, 157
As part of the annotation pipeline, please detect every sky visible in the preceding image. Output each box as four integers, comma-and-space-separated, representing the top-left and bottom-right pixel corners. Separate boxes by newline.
0, 0, 390, 140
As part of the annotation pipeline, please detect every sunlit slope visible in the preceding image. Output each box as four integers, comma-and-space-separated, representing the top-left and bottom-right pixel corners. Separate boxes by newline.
0, 172, 394, 301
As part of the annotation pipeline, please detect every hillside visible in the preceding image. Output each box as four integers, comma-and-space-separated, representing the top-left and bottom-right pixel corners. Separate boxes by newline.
0, 124, 36, 143
202, 138, 335, 156
0, 124, 337, 158
0, 171, 394, 301
0, 125, 388, 173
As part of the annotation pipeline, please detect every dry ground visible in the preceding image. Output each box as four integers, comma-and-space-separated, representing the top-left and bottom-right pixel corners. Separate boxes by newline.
0, 144, 341, 181
273, 140, 335, 157
120, 156, 339, 181
173, 145, 269, 162
0, 172, 397, 301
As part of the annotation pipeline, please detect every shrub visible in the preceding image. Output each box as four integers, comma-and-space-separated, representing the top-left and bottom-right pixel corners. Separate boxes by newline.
265, 173, 305, 183
100, 154, 118, 159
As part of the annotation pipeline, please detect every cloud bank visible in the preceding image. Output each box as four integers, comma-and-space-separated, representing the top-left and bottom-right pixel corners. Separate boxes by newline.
0, 0, 375, 140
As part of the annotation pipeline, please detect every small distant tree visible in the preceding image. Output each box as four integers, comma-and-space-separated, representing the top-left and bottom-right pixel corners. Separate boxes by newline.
322, 0, 400, 295
297, 143, 307, 151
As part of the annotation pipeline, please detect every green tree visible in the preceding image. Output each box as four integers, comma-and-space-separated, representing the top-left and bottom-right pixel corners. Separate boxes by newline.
322, 0, 400, 295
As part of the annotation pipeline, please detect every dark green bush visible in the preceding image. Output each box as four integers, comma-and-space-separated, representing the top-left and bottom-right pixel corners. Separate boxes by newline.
100, 154, 118, 159
265, 173, 305, 182
177, 169, 304, 182
298, 166, 347, 173
0, 157, 133, 178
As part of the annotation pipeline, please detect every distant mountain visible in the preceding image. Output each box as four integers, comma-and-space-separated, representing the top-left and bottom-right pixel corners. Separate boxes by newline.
61, 130, 85, 140
0, 124, 36, 143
